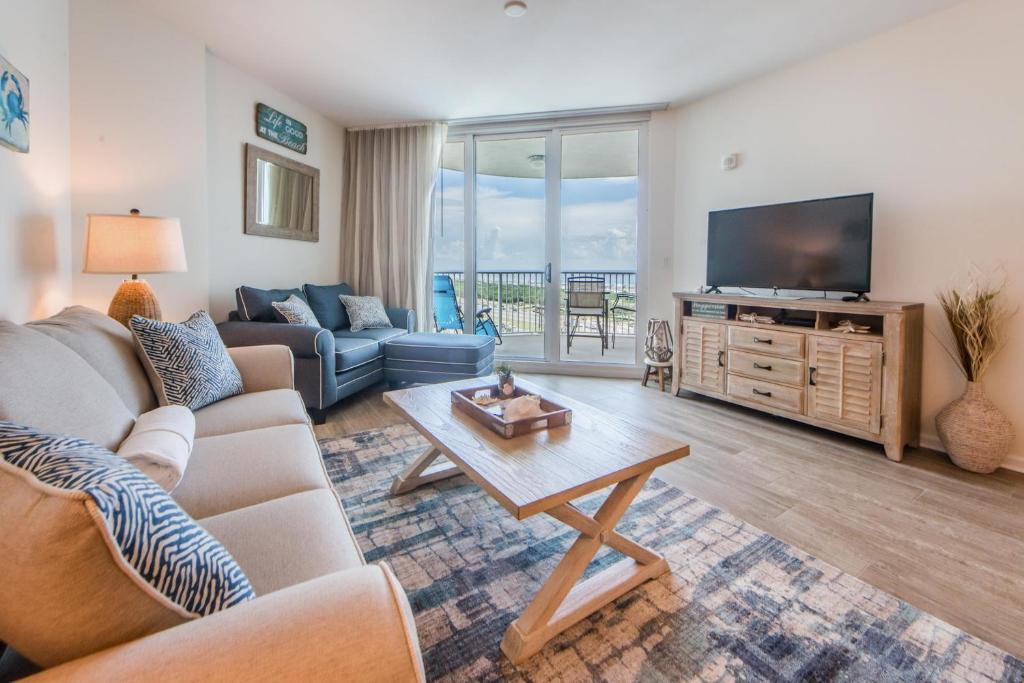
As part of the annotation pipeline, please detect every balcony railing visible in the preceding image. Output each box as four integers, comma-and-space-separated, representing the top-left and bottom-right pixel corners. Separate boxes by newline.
434, 270, 637, 338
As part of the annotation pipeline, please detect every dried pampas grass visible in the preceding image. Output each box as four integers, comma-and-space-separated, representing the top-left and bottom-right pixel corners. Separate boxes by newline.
935, 266, 1016, 382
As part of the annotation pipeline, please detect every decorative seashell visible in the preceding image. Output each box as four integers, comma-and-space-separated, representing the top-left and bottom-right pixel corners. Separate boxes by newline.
503, 394, 544, 422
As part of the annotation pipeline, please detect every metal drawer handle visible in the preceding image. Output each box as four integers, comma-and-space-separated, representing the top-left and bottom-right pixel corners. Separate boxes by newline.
717, 350, 725, 367
752, 388, 772, 397
753, 336, 773, 344
752, 362, 772, 371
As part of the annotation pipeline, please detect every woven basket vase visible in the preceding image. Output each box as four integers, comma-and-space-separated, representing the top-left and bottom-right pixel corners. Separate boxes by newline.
936, 382, 1015, 474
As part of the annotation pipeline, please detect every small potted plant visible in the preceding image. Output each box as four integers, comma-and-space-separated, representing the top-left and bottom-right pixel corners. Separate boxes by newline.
496, 362, 515, 397
935, 267, 1016, 473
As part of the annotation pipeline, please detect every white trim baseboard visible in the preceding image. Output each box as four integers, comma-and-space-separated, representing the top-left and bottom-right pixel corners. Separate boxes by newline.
1001, 454, 1024, 474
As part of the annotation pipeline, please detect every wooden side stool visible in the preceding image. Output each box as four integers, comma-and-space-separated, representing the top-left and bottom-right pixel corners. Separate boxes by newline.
642, 358, 673, 392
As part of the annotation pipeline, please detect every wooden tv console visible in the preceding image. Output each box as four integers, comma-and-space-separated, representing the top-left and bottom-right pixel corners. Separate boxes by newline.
671, 293, 923, 461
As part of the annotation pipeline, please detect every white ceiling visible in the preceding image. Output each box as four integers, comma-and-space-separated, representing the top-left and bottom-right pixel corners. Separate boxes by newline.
135, 0, 960, 126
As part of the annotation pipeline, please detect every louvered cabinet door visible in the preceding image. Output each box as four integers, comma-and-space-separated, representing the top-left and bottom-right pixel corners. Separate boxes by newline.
682, 320, 726, 393
808, 336, 883, 434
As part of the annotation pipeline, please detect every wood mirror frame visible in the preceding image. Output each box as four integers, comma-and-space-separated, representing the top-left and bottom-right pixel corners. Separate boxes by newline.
244, 143, 320, 242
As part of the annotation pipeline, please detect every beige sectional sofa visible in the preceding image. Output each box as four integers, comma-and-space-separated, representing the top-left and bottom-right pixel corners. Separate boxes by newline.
0, 307, 424, 681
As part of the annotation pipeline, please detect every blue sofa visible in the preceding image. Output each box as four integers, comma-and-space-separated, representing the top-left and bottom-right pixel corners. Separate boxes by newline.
217, 284, 414, 423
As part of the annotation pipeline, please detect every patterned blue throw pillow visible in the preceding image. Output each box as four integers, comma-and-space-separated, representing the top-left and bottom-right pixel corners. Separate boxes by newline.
130, 310, 244, 410
339, 294, 393, 332
272, 294, 321, 327
0, 421, 255, 616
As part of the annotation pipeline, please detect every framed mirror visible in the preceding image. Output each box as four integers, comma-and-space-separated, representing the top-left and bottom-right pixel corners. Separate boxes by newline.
245, 143, 320, 241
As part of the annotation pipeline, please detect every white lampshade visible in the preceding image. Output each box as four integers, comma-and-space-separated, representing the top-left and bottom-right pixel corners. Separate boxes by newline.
83, 212, 188, 274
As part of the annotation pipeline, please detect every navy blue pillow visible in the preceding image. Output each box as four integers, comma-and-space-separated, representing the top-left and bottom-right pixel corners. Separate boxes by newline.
235, 286, 306, 322
303, 283, 355, 331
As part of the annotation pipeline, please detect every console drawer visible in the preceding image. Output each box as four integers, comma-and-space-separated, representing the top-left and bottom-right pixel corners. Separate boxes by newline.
728, 350, 805, 386
729, 326, 806, 358
727, 374, 804, 414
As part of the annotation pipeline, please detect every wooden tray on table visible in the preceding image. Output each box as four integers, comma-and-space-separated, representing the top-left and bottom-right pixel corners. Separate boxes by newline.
451, 384, 572, 439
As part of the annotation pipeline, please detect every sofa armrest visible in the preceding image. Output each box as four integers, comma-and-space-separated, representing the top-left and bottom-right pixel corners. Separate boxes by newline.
386, 308, 417, 333
217, 320, 333, 360
29, 564, 424, 682
218, 321, 337, 412
227, 345, 294, 392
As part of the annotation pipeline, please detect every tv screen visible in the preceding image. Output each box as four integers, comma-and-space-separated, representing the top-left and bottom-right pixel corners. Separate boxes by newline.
706, 193, 873, 293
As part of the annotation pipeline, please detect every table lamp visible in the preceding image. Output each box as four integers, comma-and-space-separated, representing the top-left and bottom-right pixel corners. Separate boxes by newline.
83, 209, 187, 327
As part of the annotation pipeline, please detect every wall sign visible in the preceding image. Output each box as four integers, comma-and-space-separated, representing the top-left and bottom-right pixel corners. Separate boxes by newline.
256, 103, 307, 155
0, 53, 29, 153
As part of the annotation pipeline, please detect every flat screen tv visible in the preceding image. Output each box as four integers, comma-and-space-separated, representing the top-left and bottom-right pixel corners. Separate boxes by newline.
706, 193, 873, 294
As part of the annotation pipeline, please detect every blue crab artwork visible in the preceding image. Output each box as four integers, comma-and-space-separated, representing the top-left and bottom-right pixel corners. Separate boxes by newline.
0, 55, 29, 153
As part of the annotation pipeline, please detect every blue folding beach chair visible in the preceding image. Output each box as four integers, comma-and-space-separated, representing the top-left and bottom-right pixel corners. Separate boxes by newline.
432, 274, 502, 344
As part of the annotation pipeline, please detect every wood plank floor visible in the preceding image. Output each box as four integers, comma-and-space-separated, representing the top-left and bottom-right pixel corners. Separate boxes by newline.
314, 375, 1024, 660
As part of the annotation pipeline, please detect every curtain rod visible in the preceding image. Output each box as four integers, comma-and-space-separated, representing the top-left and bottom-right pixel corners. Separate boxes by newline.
346, 103, 669, 132
346, 120, 442, 132
447, 103, 669, 126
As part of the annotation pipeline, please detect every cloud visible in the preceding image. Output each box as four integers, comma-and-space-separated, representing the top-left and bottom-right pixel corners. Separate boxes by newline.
432, 182, 637, 273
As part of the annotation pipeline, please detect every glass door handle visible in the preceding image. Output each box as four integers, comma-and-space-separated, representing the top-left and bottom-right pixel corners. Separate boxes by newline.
546, 263, 552, 283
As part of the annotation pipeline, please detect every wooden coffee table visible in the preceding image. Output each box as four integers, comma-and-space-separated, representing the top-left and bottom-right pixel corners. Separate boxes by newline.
383, 378, 689, 664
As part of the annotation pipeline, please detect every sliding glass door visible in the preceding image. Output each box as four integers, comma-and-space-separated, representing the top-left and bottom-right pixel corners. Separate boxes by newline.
559, 129, 640, 363
474, 135, 548, 360
432, 122, 645, 368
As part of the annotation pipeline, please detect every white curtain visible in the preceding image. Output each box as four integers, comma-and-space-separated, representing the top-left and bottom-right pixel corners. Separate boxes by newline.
341, 122, 447, 330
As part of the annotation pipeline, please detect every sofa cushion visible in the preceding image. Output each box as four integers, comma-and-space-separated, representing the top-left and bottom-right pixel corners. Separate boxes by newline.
193, 389, 309, 438
27, 306, 157, 416
384, 355, 494, 376
173, 424, 329, 519
335, 360, 385, 400
384, 332, 497, 364
235, 286, 306, 322
198, 489, 364, 595
303, 282, 355, 331
333, 336, 382, 372
0, 422, 255, 667
0, 322, 135, 451
130, 311, 244, 411
271, 294, 321, 327
334, 326, 407, 351
117, 406, 195, 492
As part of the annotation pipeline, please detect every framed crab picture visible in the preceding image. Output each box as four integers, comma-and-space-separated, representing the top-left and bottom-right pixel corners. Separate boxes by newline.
0, 54, 28, 153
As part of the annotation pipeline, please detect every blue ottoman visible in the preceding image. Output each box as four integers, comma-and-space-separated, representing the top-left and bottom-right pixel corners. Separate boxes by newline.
384, 333, 496, 386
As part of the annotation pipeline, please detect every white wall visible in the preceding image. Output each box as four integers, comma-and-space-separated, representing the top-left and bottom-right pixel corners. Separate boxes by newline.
206, 54, 345, 321
670, 0, 1024, 470
69, 2, 345, 323
0, 0, 71, 322
69, 0, 208, 323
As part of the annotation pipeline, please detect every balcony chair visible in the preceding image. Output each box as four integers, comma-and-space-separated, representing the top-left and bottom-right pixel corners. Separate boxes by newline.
565, 275, 608, 355
608, 291, 636, 349
432, 274, 502, 344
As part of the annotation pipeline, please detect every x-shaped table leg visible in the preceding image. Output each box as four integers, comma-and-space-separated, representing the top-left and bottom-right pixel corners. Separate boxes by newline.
500, 471, 668, 664
390, 445, 462, 495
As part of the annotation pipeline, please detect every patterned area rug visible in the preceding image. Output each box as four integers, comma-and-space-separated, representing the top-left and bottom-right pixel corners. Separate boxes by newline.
321, 425, 1023, 682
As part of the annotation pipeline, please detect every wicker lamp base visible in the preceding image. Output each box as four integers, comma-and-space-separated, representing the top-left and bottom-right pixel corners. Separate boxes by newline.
108, 279, 162, 327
